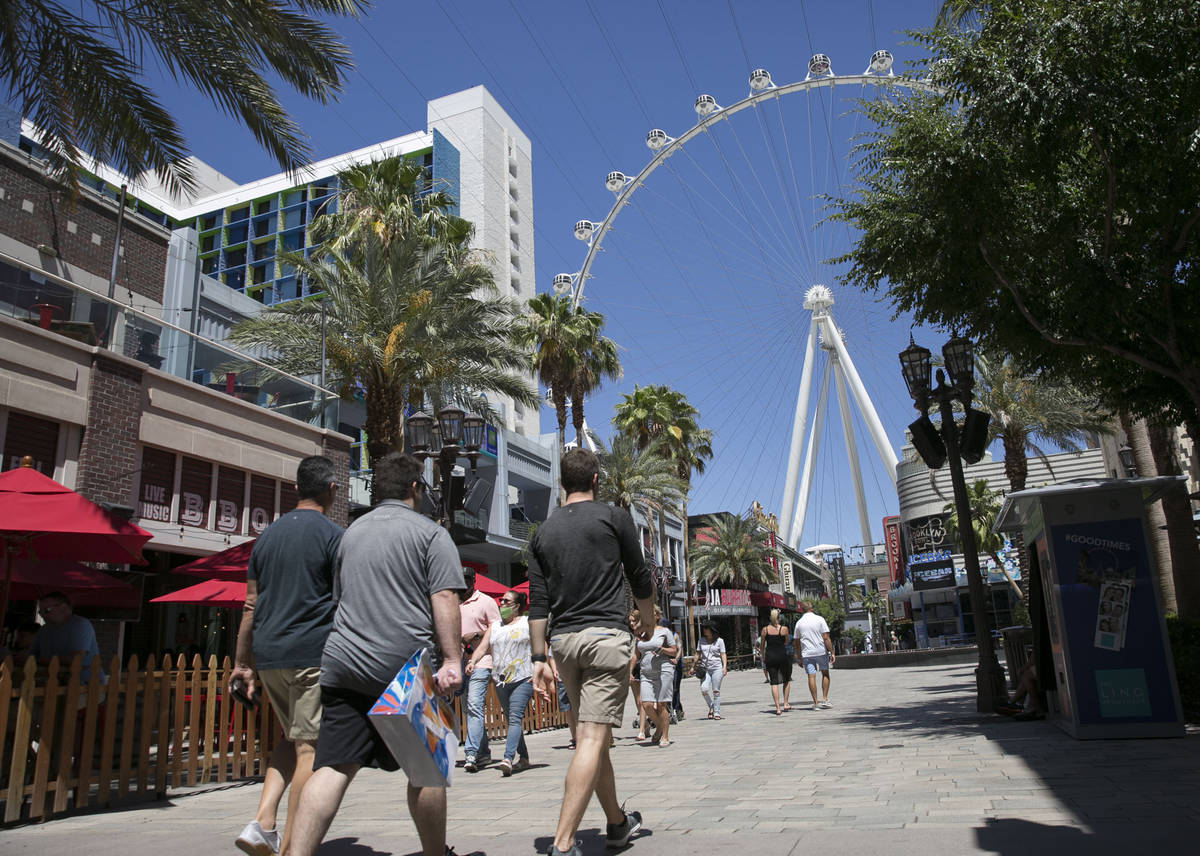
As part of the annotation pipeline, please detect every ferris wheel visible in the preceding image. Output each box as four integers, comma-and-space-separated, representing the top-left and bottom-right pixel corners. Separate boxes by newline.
558, 49, 939, 552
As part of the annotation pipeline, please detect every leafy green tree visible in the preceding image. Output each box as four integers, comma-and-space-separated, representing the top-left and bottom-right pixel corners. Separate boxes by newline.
569, 319, 621, 449
230, 158, 535, 465
809, 597, 846, 644
830, 0, 1200, 432
613, 385, 713, 480
689, 512, 779, 588
3, 0, 367, 196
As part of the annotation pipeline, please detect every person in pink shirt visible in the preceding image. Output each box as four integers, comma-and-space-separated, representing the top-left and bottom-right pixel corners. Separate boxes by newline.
459, 567, 500, 771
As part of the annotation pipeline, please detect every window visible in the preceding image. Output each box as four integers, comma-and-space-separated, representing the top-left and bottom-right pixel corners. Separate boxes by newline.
228, 206, 250, 222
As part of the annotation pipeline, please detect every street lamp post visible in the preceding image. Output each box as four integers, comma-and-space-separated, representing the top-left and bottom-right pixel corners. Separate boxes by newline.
899, 335, 1007, 713
405, 405, 486, 530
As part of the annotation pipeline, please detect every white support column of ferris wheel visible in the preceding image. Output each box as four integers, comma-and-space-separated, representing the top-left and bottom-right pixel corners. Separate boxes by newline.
777, 315, 821, 546
831, 351, 874, 548
823, 322, 899, 485
790, 356, 833, 549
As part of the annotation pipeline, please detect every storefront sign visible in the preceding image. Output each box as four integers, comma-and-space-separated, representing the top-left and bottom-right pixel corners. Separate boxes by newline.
3, 410, 59, 474
694, 604, 756, 617
883, 515, 904, 584
828, 554, 848, 611
138, 447, 175, 522
215, 467, 245, 534
711, 588, 751, 607
178, 456, 211, 529
910, 552, 957, 592
248, 475, 276, 535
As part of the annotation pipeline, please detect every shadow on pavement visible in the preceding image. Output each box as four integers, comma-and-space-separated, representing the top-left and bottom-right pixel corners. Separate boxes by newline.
533, 826, 651, 855
842, 664, 1200, 828
974, 818, 1200, 855
320, 837, 391, 854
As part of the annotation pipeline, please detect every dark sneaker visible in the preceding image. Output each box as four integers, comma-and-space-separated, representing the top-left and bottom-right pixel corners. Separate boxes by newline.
513, 756, 531, 772
606, 808, 643, 848
544, 842, 583, 855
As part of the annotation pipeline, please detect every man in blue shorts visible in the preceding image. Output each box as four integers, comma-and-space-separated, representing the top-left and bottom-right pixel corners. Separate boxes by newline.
793, 601, 836, 710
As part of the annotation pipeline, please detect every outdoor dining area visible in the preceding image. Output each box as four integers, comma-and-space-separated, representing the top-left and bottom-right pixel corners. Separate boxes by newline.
0, 459, 563, 826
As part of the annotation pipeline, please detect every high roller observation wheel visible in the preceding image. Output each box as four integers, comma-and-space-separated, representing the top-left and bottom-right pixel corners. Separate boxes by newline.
555, 49, 942, 308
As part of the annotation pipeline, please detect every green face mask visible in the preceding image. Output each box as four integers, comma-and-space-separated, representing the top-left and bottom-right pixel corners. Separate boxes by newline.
499, 605, 516, 621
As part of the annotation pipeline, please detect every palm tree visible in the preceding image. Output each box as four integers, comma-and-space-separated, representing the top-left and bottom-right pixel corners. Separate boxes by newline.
690, 512, 780, 588
614, 384, 714, 651
229, 159, 536, 466
973, 351, 1113, 600
3, 1, 366, 196
593, 434, 685, 521
941, 479, 1022, 599
569, 311, 621, 448
516, 294, 621, 449
975, 352, 1113, 494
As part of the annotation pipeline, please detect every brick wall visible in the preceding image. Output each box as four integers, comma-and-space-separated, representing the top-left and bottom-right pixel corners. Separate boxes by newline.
76, 355, 144, 506
0, 152, 169, 303
322, 432, 352, 528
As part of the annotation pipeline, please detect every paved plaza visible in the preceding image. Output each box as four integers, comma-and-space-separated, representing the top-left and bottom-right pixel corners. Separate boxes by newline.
3, 661, 1197, 855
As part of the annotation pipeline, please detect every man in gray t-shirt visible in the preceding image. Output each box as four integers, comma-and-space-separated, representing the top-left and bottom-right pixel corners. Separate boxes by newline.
289, 453, 465, 856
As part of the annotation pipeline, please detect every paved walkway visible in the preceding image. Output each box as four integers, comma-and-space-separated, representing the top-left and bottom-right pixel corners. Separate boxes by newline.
4, 662, 1198, 855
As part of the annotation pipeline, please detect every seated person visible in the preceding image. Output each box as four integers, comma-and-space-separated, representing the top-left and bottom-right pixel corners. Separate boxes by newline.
30, 592, 107, 685
996, 657, 1045, 720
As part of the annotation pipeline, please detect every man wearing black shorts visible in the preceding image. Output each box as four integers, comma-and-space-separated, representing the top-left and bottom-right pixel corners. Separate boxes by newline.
288, 453, 465, 856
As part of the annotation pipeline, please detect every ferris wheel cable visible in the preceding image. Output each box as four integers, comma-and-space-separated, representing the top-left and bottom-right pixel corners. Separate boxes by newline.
771, 94, 821, 274
655, 0, 701, 95
657, 150, 808, 277
655, 148, 809, 277
582, 0, 654, 127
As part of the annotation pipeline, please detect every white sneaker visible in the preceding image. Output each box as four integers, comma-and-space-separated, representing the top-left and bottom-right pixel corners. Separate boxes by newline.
236, 820, 280, 855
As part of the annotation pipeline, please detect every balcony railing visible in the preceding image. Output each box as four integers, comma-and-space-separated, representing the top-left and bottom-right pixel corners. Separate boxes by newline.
0, 253, 338, 429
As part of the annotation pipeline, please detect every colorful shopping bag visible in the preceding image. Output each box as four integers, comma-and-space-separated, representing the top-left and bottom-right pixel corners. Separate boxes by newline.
368, 648, 460, 787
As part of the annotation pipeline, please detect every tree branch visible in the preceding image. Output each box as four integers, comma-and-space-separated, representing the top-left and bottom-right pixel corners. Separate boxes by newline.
977, 239, 1188, 384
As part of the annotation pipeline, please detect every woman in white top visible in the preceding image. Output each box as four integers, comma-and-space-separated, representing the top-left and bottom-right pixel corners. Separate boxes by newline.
467, 590, 533, 775
693, 624, 728, 719
635, 604, 678, 746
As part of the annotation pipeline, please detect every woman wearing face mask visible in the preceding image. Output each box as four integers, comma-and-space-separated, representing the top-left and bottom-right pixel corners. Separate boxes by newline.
467, 590, 534, 776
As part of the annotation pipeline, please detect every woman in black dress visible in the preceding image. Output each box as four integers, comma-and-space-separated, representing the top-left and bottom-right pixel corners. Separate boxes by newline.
760, 608, 793, 715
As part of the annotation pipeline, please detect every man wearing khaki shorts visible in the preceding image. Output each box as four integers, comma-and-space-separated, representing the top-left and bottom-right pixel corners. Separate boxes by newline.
529, 448, 657, 856
231, 456, 343, 855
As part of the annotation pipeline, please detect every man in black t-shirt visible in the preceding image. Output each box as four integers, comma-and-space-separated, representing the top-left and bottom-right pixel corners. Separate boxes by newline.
529, 448, 656, 856
231, 455, 342, 856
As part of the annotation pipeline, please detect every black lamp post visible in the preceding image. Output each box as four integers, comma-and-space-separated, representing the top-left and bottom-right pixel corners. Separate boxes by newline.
1117, 443, 1137, 478
898, 334, 1007, 713
405, 405, 485, 529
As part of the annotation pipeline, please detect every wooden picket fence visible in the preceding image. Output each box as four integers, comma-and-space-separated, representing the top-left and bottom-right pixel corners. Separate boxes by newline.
0, 653, 567, 825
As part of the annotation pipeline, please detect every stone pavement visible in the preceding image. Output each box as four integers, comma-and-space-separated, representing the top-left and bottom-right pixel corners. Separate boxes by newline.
4, 661, 1198, 856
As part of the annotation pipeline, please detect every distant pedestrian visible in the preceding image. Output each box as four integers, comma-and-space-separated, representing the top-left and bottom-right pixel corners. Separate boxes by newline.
459, 566, 499, 773
547, 648, 578, 749
286, 453, 465, 856
890, 630, 899, 651
667, 620, 685, 723
230, 455, 342, 856
760, 609, 792, 715
752, 634, 767, 682
627, 613, 648, 740
694, 624, 727, 719
528, 447, 654, 856
637, 605, 677, 745
793, 601, 836, 710
467, 590, 534, 776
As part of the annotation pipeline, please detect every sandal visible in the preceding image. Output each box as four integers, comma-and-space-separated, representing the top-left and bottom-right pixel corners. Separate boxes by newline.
713, 714, 723, 720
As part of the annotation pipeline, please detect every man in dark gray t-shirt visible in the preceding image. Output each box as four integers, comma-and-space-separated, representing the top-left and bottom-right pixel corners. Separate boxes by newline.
289, 453, 465, 856
231, 454, 341, 856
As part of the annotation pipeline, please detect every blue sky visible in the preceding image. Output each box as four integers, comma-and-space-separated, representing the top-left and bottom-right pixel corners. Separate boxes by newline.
150, 0, 953, 550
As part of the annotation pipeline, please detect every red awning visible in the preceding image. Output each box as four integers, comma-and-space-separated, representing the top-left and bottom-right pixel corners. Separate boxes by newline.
151, 579, 246, 609
173, 539, 255, 580
5, 560, 140, 609
750, 591, 786, 609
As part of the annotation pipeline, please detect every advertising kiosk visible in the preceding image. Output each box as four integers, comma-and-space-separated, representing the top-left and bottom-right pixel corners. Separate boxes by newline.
993, 478, 1185, 739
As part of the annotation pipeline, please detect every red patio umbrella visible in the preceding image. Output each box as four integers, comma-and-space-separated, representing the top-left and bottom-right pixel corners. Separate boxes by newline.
512, 580, 529, 596
151, 578, 246, 609
5, 559, 140, 609
0, 460, 152, 620
173, 539, 255, 580
470, 570, 510, 598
